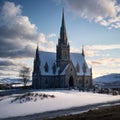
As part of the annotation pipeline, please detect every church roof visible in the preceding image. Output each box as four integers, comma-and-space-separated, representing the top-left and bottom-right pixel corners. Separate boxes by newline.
39, 51, 91, 76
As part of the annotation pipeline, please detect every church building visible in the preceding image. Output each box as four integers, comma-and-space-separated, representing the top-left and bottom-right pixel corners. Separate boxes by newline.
32, 10, 92, 89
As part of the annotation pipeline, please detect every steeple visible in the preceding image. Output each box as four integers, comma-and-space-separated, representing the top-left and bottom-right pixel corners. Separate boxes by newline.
34, 43, 40, 72
32, 43, 41, 89
82, 45, 85, 57
35, 42, 39, 61
59, 8, 68, 45
56, 9, 70, 68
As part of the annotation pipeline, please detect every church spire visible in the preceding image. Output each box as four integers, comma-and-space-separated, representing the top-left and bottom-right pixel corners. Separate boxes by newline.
82, 45, 85, 57
35, 42, 39, 61
33, 42, 40, 74
60, 8, 67, 45
56, 9, 70, 67
32, 42, 41, 89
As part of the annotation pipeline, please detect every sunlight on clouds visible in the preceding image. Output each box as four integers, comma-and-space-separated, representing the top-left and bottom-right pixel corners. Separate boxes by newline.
1, 1, 21, 18
86, 44, 120, 53
85, 44, 120, 57
71, 44, 120, 57
64, 0, 120, 29
38, 33, 56, 52
85, 49, 99, 57
93, 68, 120, 78
70, 47, 80, 53
91, 58, 120, 66
47, 33, 56, 38
0, 1, 119, 79
0, 1, 57, 79
88, 57, 120, 78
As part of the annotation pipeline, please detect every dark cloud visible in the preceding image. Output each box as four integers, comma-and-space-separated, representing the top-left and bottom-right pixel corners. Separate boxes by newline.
0, 1, 56, 79
0, 1, 37, 59
0, 59, 17, 78
0, 44, 34, 58
0, 60, 16, 66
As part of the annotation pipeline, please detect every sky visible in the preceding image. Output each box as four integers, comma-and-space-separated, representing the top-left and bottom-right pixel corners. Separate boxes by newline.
0, 0, 120, 79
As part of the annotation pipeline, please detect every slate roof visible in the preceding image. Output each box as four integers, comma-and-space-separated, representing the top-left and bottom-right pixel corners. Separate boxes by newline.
39, 51, 91, 76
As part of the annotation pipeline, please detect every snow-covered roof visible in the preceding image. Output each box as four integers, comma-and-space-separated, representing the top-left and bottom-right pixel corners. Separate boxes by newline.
39, 51, 59, 76
39, 51, 91, 76
71, 53, 90, 76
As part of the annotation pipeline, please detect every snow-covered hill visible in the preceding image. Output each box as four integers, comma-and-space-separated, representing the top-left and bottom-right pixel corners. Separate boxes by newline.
94, 73, 120, 88
94, 73, 120, 83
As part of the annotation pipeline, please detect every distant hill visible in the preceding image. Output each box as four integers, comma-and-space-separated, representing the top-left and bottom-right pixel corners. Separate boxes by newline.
94, 73, 120, 83
0, 78, 32, 86
0, 78, 22, 84
94, 73, 120, 89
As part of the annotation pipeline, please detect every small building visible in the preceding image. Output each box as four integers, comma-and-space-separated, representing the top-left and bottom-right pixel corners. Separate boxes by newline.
32, 10, 92, 89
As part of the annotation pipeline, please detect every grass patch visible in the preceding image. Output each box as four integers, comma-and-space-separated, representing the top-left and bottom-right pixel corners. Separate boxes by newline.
11, 92, 55, 103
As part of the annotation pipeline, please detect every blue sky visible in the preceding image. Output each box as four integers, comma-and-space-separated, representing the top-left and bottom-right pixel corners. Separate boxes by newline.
0, 0, 120, 79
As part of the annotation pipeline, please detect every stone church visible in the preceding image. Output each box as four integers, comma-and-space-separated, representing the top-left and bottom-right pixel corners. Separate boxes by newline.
32, 10, 92, 89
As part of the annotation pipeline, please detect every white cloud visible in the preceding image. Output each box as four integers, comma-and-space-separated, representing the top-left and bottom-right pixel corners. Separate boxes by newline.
70, 47, 80, 53
0, 1, 57, 58
87, 57, 120, 78
64, 0, 120, 29
47, 33, 56, 38
0, 1, 57, 78
1, 1, 37, 37
70, 44, 120, 57
1, 1, 21, 18
86, 44, 120, 51
83, 44, 120, 57
38, 33, 56, 52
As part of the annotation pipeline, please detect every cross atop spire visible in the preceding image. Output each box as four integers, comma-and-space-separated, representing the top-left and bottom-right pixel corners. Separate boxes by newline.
60, 8, 67, 45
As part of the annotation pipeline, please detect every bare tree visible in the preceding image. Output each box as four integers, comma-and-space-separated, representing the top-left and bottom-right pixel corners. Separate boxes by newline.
19, 66, 30, 89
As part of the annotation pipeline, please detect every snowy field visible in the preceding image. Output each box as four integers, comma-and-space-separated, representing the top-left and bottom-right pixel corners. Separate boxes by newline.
0, 90, 120, 118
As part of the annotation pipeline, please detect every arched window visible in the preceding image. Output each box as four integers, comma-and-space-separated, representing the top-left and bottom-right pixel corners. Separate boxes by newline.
76, 63, 80, 72
52, 62, 56, 74
82, 63, 86, 73
44, 62, 49, 72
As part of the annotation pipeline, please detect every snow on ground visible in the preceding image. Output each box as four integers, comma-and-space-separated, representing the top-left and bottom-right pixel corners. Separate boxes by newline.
0, 90, 120, 118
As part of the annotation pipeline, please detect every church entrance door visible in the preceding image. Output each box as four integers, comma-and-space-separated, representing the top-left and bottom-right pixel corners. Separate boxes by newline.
69, 76, 74, 87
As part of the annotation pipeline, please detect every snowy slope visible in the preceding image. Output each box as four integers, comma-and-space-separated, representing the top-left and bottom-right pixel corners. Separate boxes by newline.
0, 90, 120, 118
94, 73, 120, 84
